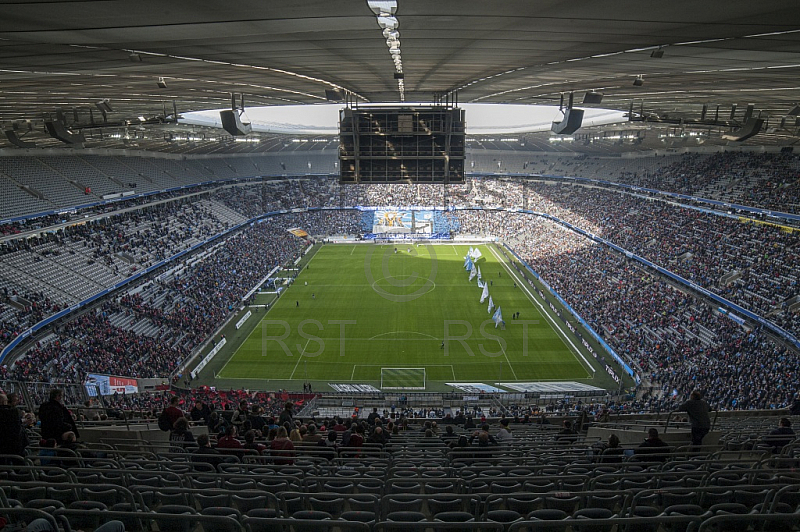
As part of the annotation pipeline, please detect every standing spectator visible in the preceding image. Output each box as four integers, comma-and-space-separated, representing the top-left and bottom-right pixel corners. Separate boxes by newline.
0, 393, 26, 460
677, 390, 711, 450
278, 402, 294, 426
162, 396, 185, 429
38, 389, 79, 444
189, 400, 211, 425
367, 408, 380, 425
248, 405, 267, 433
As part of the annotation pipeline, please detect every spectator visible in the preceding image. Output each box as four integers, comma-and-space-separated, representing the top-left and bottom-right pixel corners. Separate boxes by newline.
677, 390, 712, 450
192, 433, 223, 469
169, 416, 195, 452
598, 433, 624, 464
279, 402, 294, 426
762, 418, 795, 453
635, 428, 671, 463
270, 426, 295, 465
556, 420, 578, 444
189, 400, 211, 425
243, 429, 266, 454
497, 418, 513, 443
161, 396, 185, 429
38, 389, 79, 444
0, 393, 26, 460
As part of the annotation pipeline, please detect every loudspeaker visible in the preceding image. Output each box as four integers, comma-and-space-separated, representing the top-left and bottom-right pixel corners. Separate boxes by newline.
325, 89, 344, 101
633, 77, 644, 86
551, 108, 584, 135
219, 110, 252, 136
157, 77, 168, 88
394, 72, 404, 79
722, 117, 764, 142
582, 91, 603, 104
44, 121, 85, 144
4, 130, 36, 148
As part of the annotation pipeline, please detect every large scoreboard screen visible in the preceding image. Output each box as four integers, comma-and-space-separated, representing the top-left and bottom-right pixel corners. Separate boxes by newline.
339, 106, 465, 184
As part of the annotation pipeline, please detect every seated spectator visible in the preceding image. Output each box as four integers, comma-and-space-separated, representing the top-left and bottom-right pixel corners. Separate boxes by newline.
270, 426, 295, 465
598, 433, 624, 464
317, 430, 338, 460
497, 418, 513, 443
635, 428, 671, 463
243, 429, 266, 454
302, 423, 323, 444
217, 424, 245, 458
192, 433, 223, 469
762, 418, 795, 453
169, 416, 195, 452
556, 420, 578, 444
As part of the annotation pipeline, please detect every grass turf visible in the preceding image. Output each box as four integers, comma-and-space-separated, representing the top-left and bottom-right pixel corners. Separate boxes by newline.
216, 243, 592, 386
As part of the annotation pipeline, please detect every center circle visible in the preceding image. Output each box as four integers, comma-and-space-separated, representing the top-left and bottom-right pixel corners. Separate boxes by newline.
371, 276, 436, 298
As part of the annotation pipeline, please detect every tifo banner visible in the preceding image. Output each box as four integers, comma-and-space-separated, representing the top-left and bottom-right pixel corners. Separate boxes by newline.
373, 210, 433, 234
287, 227, 308, 238
287, 227, 309, 238
85, 373, 138, 396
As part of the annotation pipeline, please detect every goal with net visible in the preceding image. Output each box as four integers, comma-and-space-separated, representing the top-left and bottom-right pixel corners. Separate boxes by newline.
380, 367, 426, 390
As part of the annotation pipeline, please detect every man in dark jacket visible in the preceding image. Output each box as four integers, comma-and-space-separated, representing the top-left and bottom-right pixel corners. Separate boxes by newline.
0, 393, 26, 459
38, 389, 79, 444
762, 418, 795, 453
635, 428, 671, 463
677, 390, 711, 450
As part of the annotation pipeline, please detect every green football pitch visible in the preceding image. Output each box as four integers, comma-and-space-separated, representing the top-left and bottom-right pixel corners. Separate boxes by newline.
215, 243, 597, 388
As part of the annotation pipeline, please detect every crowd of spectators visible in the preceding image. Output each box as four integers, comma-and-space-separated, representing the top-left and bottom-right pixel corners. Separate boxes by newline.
519, 182, 799, 335
3, 210, 359, 383
0, 155, 797, 414
457, 210, 797, 410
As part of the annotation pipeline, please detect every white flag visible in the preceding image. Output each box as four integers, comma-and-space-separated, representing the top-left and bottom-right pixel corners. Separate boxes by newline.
480, 283, 489, 303
469, 267, 477, 281
488, 296, 494, 313
471, 248, 483, 260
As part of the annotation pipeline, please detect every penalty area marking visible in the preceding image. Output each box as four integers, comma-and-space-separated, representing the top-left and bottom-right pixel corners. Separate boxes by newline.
488, 244, 594, 379
350, 364, 456, 381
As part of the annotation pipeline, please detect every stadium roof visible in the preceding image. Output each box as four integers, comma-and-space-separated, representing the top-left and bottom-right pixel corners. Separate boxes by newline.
1, 0, 799, 154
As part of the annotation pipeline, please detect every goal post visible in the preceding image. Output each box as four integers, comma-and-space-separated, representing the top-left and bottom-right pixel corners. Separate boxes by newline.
380, 367, 426, 390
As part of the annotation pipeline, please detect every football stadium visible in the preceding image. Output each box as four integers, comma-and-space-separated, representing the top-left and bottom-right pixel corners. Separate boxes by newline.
0, 1, 799, 531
